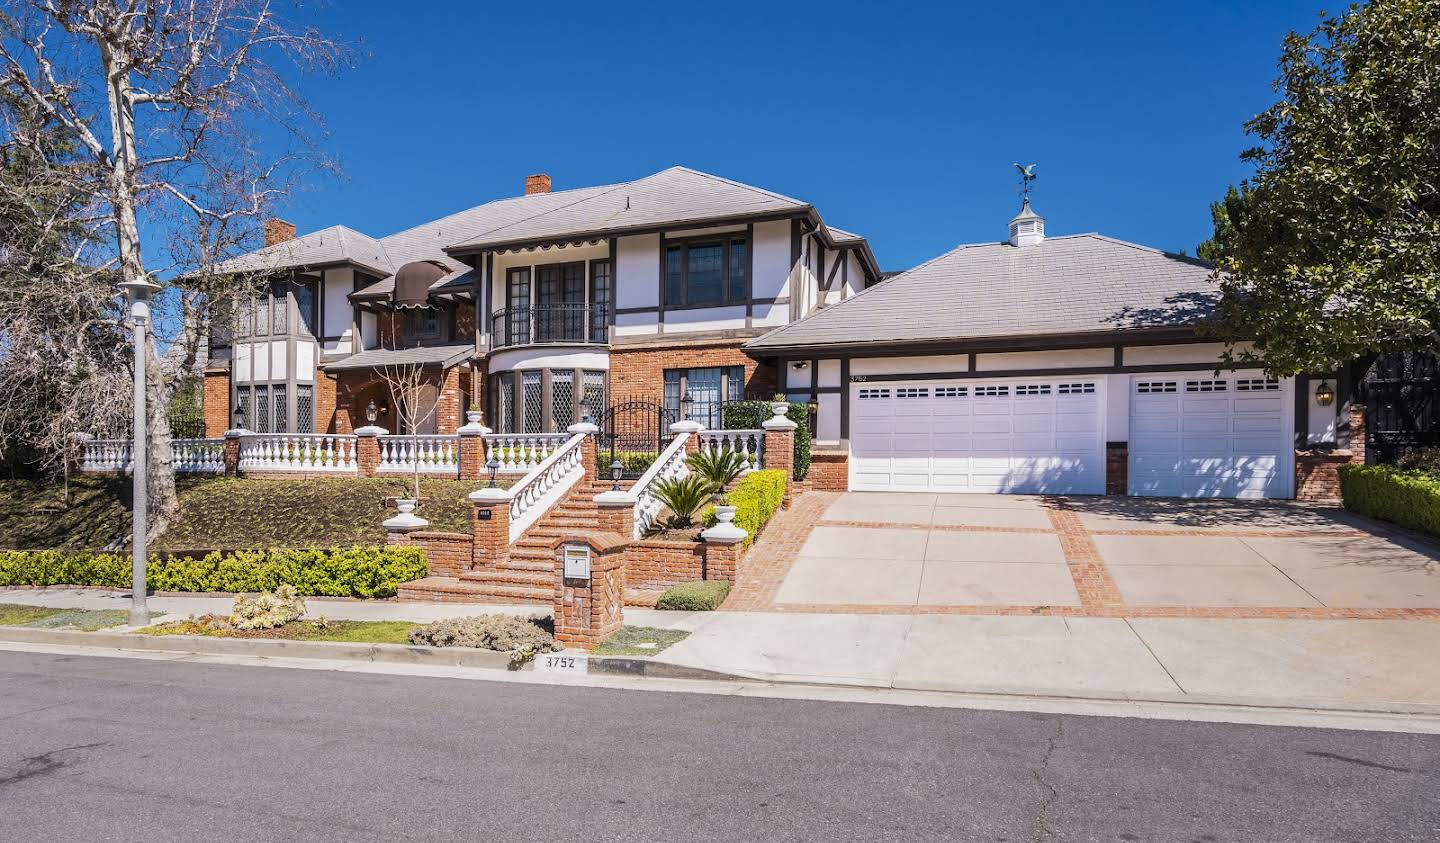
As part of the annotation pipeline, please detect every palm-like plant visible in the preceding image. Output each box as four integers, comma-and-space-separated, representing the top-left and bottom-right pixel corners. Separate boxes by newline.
687, 447, 748, 495
653, 475, 714, 528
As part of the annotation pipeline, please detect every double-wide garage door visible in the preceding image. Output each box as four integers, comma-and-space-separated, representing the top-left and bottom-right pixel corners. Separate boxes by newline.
850, 378, 1106, 494
848, 373, 1293, 498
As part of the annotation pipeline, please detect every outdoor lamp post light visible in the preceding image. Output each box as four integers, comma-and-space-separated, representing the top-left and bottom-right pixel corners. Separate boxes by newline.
231, 407, 245, 430
610, 458, 624, 492
1315, 380, 1336, 407
119, 277, 161, 627
366, 399, 378, 424
680, 390, 694, 421
579, 398, 592, 425
486, 456, 501, 488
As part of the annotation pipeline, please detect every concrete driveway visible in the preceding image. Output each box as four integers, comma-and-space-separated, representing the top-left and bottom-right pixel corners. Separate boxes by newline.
768, 492, 1440, 616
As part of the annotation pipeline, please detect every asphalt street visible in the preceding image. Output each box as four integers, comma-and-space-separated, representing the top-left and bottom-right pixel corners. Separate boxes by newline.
1, 650, 1437, 842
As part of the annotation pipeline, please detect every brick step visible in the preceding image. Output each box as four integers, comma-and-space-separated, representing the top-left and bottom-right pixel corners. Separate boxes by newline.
460, 568, 553, 587
526, 524, 599, 538
496, 555, 554, 570
540, 510, 598, 523
532, 518, 600, 532
396, 577, 550, 605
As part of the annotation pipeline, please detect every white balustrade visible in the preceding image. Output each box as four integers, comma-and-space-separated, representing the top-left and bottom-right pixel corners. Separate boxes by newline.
377, 434, 459, 475
629, 431, 692, 539
80, 439, 134, 473
480, 433, 568, 474
171, 438, 226, 474
697, 429, 765, 472
238, 434, 358, 473
490, 432, 587, 542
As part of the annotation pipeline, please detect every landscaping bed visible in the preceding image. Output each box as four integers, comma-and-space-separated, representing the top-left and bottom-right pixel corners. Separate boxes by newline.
1339, 464, 1440, 538
142, 616, 418, 645
0, 601, 128, 631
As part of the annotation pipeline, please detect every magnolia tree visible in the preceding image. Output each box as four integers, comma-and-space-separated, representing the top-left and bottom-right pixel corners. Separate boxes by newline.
0, 1, 348, 537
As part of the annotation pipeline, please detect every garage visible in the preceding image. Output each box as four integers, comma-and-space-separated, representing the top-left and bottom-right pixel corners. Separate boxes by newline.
849, 378, 1105, 494
1128, 373, 1293, 499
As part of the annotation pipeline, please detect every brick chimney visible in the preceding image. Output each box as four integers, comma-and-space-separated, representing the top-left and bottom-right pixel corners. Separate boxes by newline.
264, 218, 297, 247
525, 173, 552, 196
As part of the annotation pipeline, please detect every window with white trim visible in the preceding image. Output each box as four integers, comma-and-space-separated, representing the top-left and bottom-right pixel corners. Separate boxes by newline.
1136, 381, 1178, 394
1236, 378, 1281, 392
1058, 383, 1096, 394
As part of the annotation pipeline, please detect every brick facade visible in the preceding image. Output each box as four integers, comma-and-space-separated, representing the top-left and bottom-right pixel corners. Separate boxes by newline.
397, 531, 473, 577
808, 447, 849, 491
1294, 404, 1367, 504
1105, 443, 1129, 496
315, 371, 340, 433
608, 338, 776, 405
203, 369, 231, 436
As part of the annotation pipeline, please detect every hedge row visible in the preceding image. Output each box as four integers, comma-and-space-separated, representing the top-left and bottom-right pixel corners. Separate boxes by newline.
0, 546, 428, 599
720, 400, 812, 481
1338, 465, 1440, 538
707, 468, 787, 548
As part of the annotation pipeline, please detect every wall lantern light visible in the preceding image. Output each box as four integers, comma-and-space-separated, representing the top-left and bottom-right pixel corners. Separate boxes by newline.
791, 361, 809, 371
1315, 380, 1336, 407
365, 399, 379, 424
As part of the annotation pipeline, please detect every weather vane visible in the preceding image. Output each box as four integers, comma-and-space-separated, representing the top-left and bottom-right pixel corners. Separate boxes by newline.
1013, 162, 1037, 199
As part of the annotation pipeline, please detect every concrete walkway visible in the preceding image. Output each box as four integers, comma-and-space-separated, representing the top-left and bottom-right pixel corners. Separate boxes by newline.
7, 588, 1440, 713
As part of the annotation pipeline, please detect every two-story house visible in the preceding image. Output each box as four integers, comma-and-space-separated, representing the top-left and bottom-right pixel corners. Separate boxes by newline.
206, 167, 881, 443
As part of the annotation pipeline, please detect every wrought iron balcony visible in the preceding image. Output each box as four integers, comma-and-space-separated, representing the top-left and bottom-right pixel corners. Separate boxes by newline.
490, 304, 608, 349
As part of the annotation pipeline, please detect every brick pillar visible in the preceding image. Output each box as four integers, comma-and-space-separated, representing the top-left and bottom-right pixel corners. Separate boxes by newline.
761, 403, 796, 508
469, 487, 511, 569
222, 429, 245, 477
457, 411, 491, 481
701, 512, 748, 583
594, 491, 636, 537
355, 425, 385, 478
1348, 404, 1367, 464
550, 532, 627, 650
569, 421, 600, 481
1105, 442, 1128, 496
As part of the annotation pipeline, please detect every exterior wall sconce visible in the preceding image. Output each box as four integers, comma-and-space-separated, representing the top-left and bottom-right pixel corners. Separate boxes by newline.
486, 456, 501, 488
365, 399, 378, 424
1315, 380, 1336, 407
791, 361, 809, 371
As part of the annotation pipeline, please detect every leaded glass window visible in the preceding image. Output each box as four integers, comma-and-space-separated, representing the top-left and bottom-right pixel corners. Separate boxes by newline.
522, 371, 542, 434
552, 370, 574, 428
296, 384, 314, 433
663, 238, 750, 307
272, 385, 288, 432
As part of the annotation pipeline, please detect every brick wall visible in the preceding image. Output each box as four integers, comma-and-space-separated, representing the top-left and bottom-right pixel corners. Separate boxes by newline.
624, 538, 705, 590
203, 369, 231, 437
397, 531, 471, 577
1105, 443, 1129, 496
609, 338, 776, 404
1295, 451, 1352, 504
437, 367, 463, 433
315, 371, 339, 433
809, 447, 848, 491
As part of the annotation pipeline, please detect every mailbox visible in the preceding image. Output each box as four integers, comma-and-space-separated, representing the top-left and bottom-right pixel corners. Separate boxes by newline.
563, 544, 591, 583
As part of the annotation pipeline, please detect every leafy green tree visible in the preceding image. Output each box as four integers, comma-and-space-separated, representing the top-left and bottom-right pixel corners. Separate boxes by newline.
1202, 0, 1440, 375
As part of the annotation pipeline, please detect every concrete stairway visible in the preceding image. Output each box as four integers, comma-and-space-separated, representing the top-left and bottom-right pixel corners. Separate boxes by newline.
397, 479, 619, 605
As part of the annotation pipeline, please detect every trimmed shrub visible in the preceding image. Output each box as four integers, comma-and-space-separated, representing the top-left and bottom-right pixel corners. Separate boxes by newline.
0, 546, 428, 598
720, 400, 812, 481
656, 580, 732, 611
596, 450, 658, 475
705, 468, 787, 547
1397, 447, 1440, 480
1338, 465, 1440, 537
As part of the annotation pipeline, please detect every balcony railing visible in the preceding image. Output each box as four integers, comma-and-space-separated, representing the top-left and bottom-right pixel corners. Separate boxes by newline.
490, 304, 607, 349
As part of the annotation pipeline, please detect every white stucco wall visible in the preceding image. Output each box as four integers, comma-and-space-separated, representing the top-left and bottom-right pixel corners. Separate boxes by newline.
487, 347, 610, 373
1306, 382, 1340, 445
751, 220, 792, 301
321, 267, 354, 350
614, 235, 659, 310
976, 348, 1113, 371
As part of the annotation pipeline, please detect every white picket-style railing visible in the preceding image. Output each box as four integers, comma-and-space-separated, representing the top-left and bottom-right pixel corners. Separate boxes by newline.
698, 429, 764, 473
238, 434, 358, 473
378, 434, 459, 475
172, 438, 226, 474
79, 437, 225, 474
79, 439, 134, 473
628, 431, 692, 540
481, 432, 568, 474
497, 432, 588, 542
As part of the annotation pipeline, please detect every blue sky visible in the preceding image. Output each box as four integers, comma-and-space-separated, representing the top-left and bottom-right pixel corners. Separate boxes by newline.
280, 0, 1325, 272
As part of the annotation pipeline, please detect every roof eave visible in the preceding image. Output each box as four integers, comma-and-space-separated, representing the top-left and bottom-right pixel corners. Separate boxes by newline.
442, 207, 815, 258
743, 325, 1211, 359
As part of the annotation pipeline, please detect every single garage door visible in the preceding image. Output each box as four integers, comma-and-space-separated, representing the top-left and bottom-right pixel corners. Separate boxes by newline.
1128, 374, 1292, 499
850, 378, 1105, 493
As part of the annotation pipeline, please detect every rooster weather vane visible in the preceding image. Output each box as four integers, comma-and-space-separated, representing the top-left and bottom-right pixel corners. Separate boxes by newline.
1013, 163, 1037, 199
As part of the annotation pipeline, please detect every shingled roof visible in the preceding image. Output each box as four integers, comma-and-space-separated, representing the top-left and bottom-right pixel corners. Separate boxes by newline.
745, 234, 1219, 354
214, 225, 394, 277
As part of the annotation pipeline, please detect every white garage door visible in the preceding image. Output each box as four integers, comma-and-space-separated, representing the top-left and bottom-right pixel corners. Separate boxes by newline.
850, 379, 1105, 494
1128, 374, 1292, 499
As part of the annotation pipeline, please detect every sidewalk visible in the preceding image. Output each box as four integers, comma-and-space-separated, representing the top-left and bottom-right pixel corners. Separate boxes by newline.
7, 588, 1440, 714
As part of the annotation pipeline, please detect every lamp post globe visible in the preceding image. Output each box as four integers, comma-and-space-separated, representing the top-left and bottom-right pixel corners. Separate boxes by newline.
610, 458, 624, 492
680, 390, 694, 421
486, 456, 501, 488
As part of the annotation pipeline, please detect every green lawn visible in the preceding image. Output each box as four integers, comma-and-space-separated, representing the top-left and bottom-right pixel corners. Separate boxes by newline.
0, 474, 491, 551
141, 615, 419, 644
0, 602, 128, 630
593, 626, 691, 657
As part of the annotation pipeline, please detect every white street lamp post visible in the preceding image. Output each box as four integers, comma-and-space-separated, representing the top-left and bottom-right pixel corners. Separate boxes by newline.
120, 278, 161, 626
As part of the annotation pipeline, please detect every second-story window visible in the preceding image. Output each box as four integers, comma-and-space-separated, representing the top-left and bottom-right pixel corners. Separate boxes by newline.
405, 307, 444, 343
664, 237, 748, 307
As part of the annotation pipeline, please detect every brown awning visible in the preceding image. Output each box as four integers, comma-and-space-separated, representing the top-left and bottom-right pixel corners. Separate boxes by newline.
393, 260, 447, 308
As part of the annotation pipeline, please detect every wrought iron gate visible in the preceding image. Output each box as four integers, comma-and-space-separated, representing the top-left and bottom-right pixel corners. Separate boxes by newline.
1363, 351, 1440, 464
598, 400, 677, 478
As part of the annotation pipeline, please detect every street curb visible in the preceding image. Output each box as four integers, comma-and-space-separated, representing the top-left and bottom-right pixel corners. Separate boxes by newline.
586, 655, 752, 682
0, 627, 514, 670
